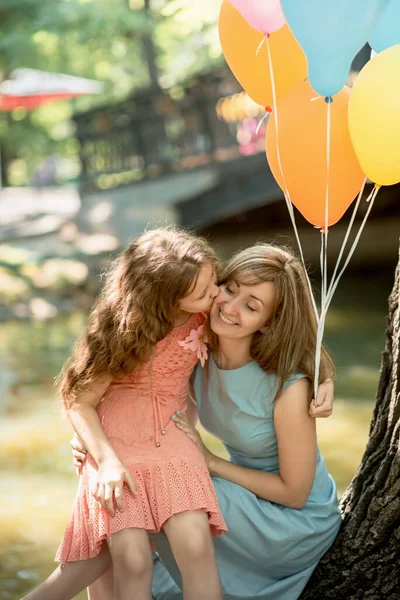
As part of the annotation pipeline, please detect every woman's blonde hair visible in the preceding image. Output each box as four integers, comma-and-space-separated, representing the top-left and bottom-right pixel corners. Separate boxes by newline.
209, 243, 334, 396
60, 227, 218, 407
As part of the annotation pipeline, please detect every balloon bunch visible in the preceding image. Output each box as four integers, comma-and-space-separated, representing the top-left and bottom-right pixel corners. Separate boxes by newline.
219, 0, 400, 395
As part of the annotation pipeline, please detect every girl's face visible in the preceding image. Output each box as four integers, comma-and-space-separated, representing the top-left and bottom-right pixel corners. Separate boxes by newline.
178, 262, 219, 314
209, 279, 277, 340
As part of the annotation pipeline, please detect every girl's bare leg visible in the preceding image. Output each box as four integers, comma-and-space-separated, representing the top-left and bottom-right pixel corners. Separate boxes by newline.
21, 544, 112, 600
108, 528, 153, 600
163, 511, 222, 600
87, 568, 115, 600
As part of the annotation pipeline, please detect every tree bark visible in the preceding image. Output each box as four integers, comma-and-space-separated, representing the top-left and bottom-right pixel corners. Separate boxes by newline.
301, 247, 400, 599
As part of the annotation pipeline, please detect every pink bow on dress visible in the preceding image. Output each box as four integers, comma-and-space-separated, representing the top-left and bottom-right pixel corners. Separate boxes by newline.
178, 323, 209, 367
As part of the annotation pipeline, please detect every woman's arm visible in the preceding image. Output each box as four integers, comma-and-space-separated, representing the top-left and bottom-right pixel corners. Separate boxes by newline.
67, 374, 136, 513
173, 378, 317, 509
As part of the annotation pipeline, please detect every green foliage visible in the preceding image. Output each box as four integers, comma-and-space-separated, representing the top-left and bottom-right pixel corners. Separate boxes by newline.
156, 0, 223, 84
0, 0, 146, 76
0, 0, 223, 185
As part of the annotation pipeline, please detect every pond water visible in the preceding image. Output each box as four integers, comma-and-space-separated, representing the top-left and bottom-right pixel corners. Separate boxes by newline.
0, 272, 393, 599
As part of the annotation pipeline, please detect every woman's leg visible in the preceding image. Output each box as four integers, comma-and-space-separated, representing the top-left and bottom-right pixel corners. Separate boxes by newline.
163, 511, 222, 600
107, 528, 153, 600
21, 544, 112, 600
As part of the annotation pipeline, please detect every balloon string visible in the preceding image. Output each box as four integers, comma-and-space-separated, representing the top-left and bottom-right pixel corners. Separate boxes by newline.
266, 35, 319, 322
314, 182, 377, 400
325, 185, 380, 311
315, 187, 378, 395
326, 177, 368, 300
315, 185, 379, 388
366, 189, 374, 203
315, 231, 327, 399
256, 34, 268, 56
323, 99, 331, 300
324, 100, 332, 287
255, 110, 270, 135
314, 99, 332, 399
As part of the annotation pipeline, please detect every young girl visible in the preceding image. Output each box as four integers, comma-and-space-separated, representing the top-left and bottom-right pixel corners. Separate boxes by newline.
25, 227, 227, 600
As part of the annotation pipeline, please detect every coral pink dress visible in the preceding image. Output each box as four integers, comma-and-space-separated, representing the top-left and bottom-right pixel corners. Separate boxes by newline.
56, 312, 227, 563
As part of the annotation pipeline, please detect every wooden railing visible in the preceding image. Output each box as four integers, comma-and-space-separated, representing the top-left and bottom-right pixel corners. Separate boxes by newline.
73, 67, 265, 191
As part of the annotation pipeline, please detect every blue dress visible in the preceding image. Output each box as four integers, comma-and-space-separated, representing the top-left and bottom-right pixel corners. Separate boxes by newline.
152, 355, 341, 600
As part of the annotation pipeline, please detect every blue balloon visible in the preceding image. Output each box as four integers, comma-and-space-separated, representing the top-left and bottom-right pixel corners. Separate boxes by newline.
281, 0, 390, 97
369, 0, 400, 52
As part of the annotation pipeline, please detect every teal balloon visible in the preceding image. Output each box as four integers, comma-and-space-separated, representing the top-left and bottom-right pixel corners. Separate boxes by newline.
281, 0, 390, 97
369, 0, 400, 52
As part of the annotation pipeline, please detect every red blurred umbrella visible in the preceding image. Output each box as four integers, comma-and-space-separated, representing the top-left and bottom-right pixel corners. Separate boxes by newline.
0, 69, 103, 186
0, 68, 104, 111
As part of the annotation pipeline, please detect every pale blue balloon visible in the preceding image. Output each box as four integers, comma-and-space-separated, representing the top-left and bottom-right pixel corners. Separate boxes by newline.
281, 0, 390, 97
369, 0, 400, 52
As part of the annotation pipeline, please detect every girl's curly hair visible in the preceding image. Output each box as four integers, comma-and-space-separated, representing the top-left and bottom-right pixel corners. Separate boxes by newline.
60, 227, 219, 408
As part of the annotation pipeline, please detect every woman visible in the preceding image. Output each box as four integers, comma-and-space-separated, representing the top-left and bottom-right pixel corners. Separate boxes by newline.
77, 243, 341, 600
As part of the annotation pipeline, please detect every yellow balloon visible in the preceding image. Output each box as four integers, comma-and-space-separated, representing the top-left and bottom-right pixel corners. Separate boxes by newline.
349, 44, 400, 186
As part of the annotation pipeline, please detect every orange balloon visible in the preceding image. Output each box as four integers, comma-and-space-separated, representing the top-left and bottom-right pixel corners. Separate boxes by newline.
219, 0, 307, 108
266, 81, 365, 228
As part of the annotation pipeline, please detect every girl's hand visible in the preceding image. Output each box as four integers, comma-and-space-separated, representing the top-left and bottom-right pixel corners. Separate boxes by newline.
172, 412, 215, 470
310, 378, 334, 418
93, 458, 137, 517
71, 434, 88, 472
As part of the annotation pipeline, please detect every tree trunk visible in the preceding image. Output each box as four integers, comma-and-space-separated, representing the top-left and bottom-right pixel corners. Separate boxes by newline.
124, 0, 159, 89
0, 139, 8, 188
301, 247, 400, 599
141, 0, 159, 89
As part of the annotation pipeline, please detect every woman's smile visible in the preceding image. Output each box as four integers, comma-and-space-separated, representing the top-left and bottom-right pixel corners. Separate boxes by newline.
218, 308, 239, 326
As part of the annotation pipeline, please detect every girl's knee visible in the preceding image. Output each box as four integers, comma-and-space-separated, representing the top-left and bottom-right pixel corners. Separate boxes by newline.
110, 530, 152, 578
113, 545, 152, 578
178, 525, 214, 562
165, 510, 215, 565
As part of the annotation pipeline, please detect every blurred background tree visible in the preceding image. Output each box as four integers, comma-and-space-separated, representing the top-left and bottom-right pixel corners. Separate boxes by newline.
0, 0, 222, 186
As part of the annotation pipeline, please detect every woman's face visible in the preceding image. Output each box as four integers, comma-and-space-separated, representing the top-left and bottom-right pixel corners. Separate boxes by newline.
178, 262, 219, 314
209, 279, 277, 340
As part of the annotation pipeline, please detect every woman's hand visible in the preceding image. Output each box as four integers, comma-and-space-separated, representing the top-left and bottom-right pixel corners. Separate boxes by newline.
71, 433, 88, 472
172, 412, 215, 471
94, 457, 137, 517
310, 378, 334, 418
